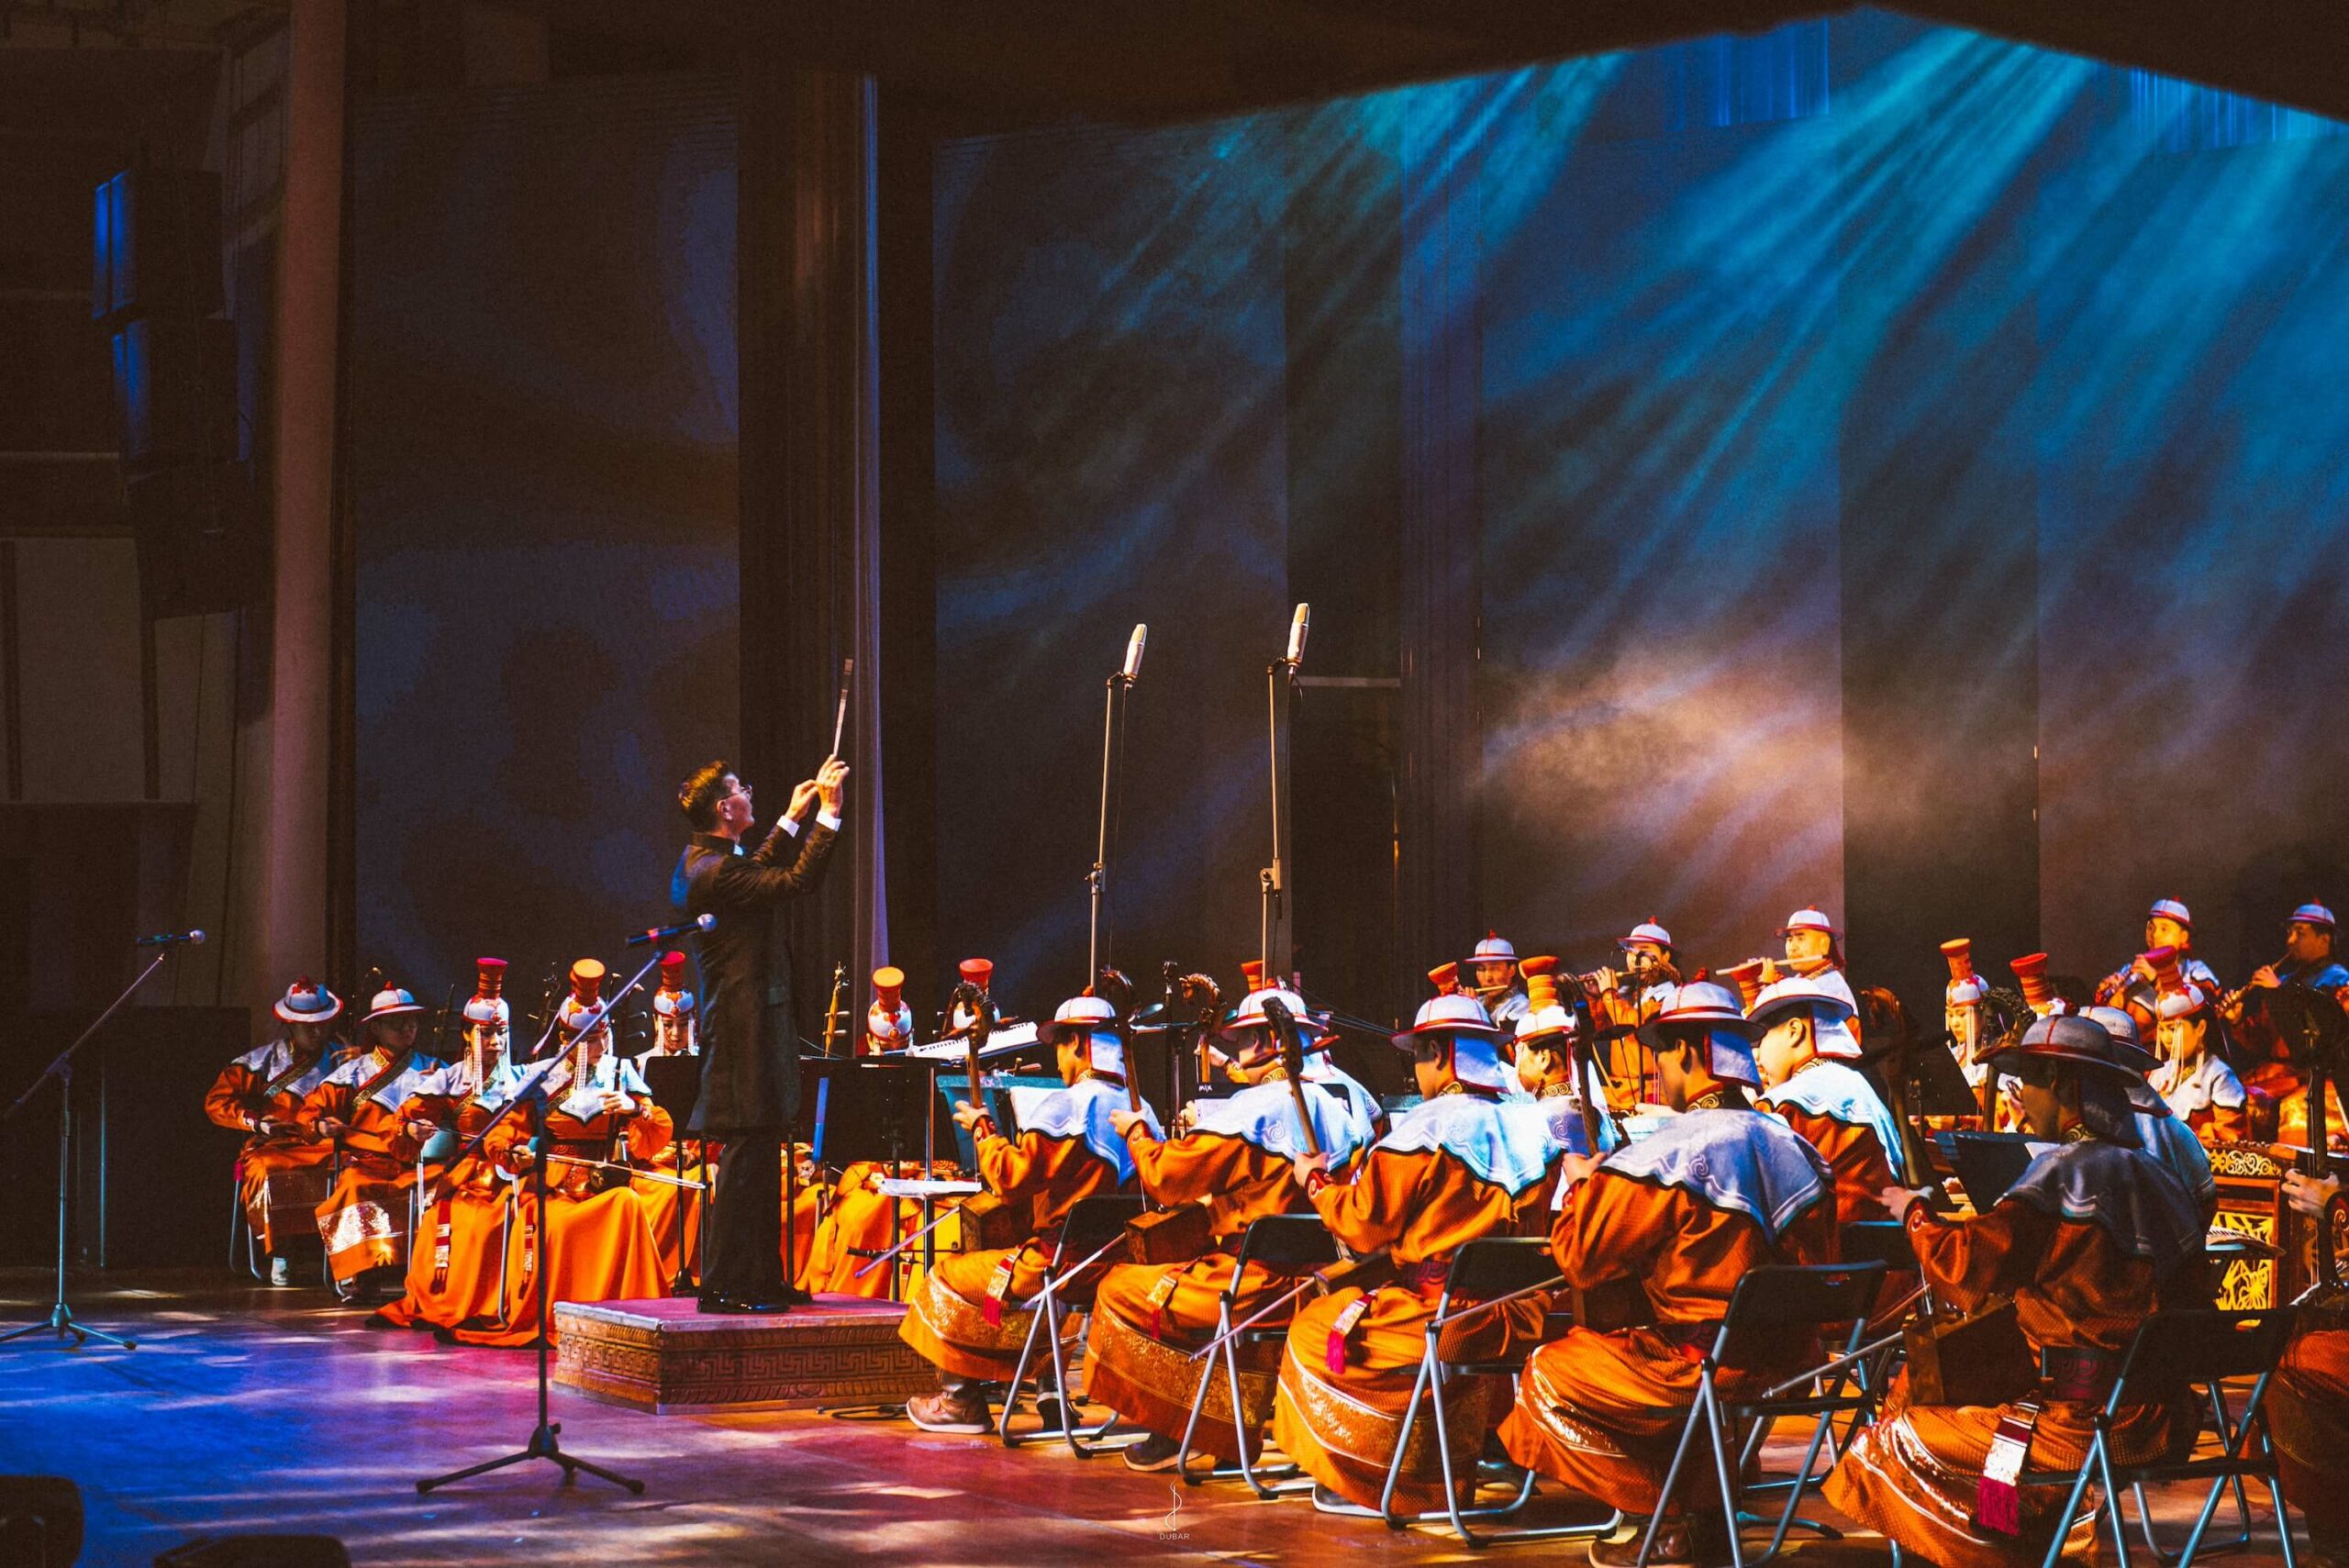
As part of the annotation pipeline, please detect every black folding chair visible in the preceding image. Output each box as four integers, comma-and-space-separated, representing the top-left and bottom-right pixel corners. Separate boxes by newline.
1337, 1236, 1619, 1547
1174, 1214, 1339, 1494
1637, 1260, 1888, 1568
997, 1194, 1148, 1453
2008, 1308, 2300, 1568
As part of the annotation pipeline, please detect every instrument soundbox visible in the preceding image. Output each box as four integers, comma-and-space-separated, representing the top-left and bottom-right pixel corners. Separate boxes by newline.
1903, 1294, 2034, 1407
1123, 997, 1216, 1265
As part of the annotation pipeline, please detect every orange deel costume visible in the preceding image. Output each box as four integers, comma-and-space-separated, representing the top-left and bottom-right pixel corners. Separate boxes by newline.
2271, 1324, 2349, 1546
297, 1047, 453, 1284
206, 1039, 341, 1253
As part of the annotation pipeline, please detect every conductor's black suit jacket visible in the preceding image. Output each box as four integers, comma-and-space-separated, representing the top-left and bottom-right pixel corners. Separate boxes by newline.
677, 818, 836, 1135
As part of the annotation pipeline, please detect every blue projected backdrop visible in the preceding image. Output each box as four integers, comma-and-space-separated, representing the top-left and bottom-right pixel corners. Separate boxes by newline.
932, 9, 2349, 1002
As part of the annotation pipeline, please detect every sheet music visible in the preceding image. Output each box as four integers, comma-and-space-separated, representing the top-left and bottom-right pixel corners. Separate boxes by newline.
897, 1019, 1042, 1061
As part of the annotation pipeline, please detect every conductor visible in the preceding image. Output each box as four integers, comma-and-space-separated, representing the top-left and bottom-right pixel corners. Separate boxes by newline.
674, 753, 848, 1313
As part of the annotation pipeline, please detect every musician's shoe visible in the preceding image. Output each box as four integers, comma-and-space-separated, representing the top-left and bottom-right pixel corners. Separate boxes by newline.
1122, 1434, 1182, 1472
269, 1255, 293, 1288
1587, 1513, 1730, 1568
905, 1389, 992, 1434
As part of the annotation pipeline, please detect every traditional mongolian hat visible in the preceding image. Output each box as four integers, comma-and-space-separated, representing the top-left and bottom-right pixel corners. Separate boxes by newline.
1777, 907, 1841, 939
957, 957, 995, 991
1721, 959, 1769, 1010
1220, 986, 1332, 1066
1942, 939, 1990, 1007
2147, 897, 2194, 929
1618, 918, 1674, 951
1390, 994, 1511, 1091
363, 985, 424, 1023
1464, 932, 1519, 971
1637, 980, 1763, 1086
1513, 957, 1579, 1049
1988, 1012, 2140, 1081
276, 976, 343, 1026
1427, 961, 1461, 995
2080, 1004, 2162, 1079
2008, 951, 2056, 1016
1749, 971, 1862, 1060
464, 957, 510, 1028
1036, 993, 1127, 1078
2289, 902, 2336, 929
2144, 947, 2210, 1021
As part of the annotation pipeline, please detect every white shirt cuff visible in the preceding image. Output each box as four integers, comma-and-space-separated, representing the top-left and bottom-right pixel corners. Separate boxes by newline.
777, 817, 800, 838
816, 808, 841, 833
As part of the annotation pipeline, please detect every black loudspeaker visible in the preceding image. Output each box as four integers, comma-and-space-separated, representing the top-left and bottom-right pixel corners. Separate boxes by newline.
0, 1475, 83, 1568
128, 462, 265, 618
93, 168, 224, 324
111, 315, 238, 471
0, 1006, 250, 1269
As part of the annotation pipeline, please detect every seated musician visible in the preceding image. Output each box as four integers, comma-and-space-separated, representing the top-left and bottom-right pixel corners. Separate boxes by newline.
1586, 919, 1680, 1108
796, 1157, 933, 1299
1509, 958, 1620, 1168
1751, 972, 1904, 1222
1270, 994, 1555, 1518
1500, 981, 1834, 1568
1826, 1013, 2206, 1568
2143, 952, 2251, 1145
900, 992, 1160, 1434
449, 959, 669, 1346
1085, 984, 1372, 1473
1941, 939, 2022, 1129
2080, 1004, 2219, 1226
2225, 901, 2349, 1099
206, 977, 349, 1286
1466, 932, 1529, 1027
378, 957, 524, 1331
2096, 897, 2220, 1030
2272, 1164, 2348, 1568
298, 985, 453, 1300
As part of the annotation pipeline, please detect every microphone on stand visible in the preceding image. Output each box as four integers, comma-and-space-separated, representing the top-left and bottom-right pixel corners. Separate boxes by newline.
1283, 603, 1310, 673
1121, 622, 1148, 684
626, 912, 717, 948
135, 929, 206, 947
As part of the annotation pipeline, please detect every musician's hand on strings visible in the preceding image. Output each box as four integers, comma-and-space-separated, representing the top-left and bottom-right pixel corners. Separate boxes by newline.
785, 779, 821, 826
951, 1096, 985, 1131
315, 1118, 349, 1140
1554, 1151, 1601, 1192
1109, 1108, 1151, 1141
406, 1118, 440, 1142
816, 755, 850, 813
601, 1091, 635, 1118
2283, 1169, 2342, 1218
1879, 1184, 1930, 1223
1291, 1150, 1332, 1187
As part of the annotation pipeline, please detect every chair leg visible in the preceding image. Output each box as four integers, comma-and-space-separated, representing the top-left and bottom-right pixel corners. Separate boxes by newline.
1375, 1345, 1438, 1528
2263, 1475, 2299, 1568
1640, 1385, 1713, 1568
2096, 1441, 2136, 1568
2041, 1443, 2102, 1568
997, 1287, 1055, 1448
1706, 1387, 1747, 1568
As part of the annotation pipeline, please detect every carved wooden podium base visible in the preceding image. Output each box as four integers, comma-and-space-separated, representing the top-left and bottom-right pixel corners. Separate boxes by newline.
553, 1295, 934, 1414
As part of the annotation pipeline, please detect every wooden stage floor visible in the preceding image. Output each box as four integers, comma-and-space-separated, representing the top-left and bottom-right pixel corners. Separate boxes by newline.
0, 1268, 2306, 1567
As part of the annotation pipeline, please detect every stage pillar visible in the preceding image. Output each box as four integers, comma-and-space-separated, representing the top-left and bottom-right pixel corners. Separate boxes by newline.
740, 52, 887, 1026
261, 0, 347, 998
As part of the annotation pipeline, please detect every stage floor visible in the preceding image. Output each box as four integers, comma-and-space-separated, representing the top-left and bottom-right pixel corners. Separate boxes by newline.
0, 1268, 2306, 1567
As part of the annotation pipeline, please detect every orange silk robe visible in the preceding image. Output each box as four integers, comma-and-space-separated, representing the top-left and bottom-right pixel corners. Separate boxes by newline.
2271, 1326, 2349, 1539
1086, 1102, 1332, 1459
1824, 1168, 2201, 1568
1271, 1133, 1549, 1514
374, 1095, 510, 1331
1501, 1166, 1834, 1515
447, 1098, 670, 1346
1761, 1100, 1897, 1226
796, 1161, 937, 1298
897, 1121, 1128, 1384
297, 1052, 451, 1283
206, 1041, 340, 1252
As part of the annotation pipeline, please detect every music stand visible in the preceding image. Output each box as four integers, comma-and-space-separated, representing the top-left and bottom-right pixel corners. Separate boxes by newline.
640, 1054, 704, 1293
1946, 1130, 2045, 1210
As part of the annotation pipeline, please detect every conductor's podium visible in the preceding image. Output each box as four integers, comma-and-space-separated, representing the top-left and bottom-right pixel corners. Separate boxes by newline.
553, 1295, 934, 1414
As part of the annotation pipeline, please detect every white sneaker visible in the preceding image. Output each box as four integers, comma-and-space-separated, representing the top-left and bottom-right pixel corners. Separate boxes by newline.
269, 1255, 293, 1287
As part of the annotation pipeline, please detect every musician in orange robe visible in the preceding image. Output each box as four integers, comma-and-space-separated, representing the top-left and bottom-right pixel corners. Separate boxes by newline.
1751, 972, 1903, 1223
451, 959, 670, 1347
2272, 1166, 2349, 1566
1501, 981, 1836, 1567
900, 994, 1158, 1432
1085, 984, 1373, 1472
1270, 993, 1556, 1518
2143, 955, 2251, 1145
377, 958, 520, 1332
1586, 919, 1680, 1109
206, 977, 348, 1284
1507, 958, 1622, 1193
298, 986, 456, 1297
1825, 1012, 2207, 1568
2223, 903, 2349, 1101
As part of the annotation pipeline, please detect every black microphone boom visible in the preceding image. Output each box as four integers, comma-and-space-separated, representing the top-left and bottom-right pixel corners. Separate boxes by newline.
626, 912, 716, 948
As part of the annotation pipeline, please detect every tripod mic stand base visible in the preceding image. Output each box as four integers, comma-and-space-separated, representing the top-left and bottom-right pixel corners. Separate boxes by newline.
415, 1420, 644, 1496
0, 1303, 136, 1351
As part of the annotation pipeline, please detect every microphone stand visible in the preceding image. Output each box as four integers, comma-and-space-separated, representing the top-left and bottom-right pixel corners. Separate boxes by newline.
0, 946, 178, 1351
416, 947, 665, 1496
1261, 653, 1299, 977
1089, 663, 1135, 985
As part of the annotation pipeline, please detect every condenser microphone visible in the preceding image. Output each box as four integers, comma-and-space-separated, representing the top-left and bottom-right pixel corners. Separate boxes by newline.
1285, 603, 1310, 669
135, 929, 206, 947
1121, 623, 1148, 683
627, 912, 716, 948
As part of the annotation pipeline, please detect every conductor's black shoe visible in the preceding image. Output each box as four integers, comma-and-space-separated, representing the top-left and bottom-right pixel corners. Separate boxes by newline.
696, 1293, 788, 1315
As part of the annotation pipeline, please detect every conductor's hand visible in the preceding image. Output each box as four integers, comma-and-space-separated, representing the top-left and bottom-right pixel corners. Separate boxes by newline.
951, 1097, 985, 1131
1109, 1108, 1150, 1141
816, 756, 850, 814
785, 779, 821, 826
